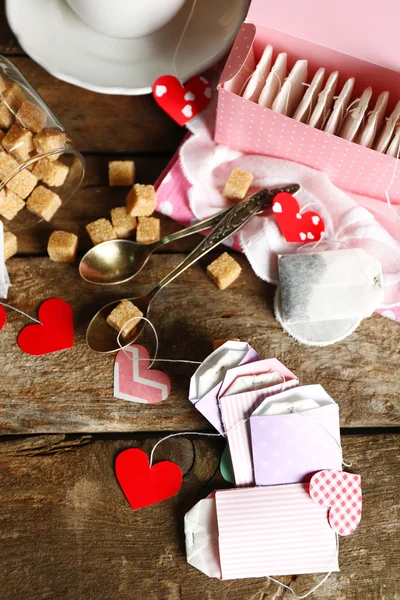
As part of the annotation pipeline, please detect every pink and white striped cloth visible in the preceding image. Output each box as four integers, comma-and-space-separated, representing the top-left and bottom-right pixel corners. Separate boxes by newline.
215, 484, 339, 579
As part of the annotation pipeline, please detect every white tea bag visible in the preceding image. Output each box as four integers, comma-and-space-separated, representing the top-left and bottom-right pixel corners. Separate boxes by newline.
339, 87, 373, 142
357, 91, 389, 148
386, 124, 400, 157
293, 67, 325, 123
308, 71, 339, 129
258, 52, 287, 109
324, 77, 355, 135
375, 100, 400, 153
278, 249, 384, 324
272, 59, 308, 117
242, 45, 273, 102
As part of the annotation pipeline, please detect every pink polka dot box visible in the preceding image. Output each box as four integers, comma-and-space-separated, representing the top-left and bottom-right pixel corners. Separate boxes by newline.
215, 0, 400, 203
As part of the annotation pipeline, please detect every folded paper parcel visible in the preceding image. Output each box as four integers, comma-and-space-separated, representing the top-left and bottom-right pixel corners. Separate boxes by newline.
250, 384, 342, 486
188, 341, 261, 434
185, 485, 339, 580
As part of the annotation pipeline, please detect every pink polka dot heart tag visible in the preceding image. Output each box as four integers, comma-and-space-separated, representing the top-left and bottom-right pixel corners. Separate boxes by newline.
152, 75, 212, 126
310, 469, 362, 536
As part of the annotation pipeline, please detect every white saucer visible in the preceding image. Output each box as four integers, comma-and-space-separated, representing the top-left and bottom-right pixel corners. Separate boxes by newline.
6, 0, 248, 95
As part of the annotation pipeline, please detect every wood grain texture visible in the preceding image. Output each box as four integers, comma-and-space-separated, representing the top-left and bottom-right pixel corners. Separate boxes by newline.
0, 433, 398, 600
1, 255, 399, 434
2, 56, 185, 154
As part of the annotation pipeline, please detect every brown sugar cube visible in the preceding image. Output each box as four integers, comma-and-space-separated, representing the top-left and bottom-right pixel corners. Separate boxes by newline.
26, 185, 61, 221
86, 218, 117, 246
4, 231, 17, 260
0, 75, 7, 94
33, 128, 68, 160
223, 168, 254, 202
0, 150, 37, 198
109, 160, 135, 186
2, 124, 34, 162
0, 188, 25, 220
32, 158, 69, 187
136, 216, 160, 244
207, 252, 242, 290
106, 300, 143, 338
47, 230, 78, 263
3, 81, 26, 107
0, 131, 5, 144
126, 183, 156, 217
110, 206, 137, 238
213, 338, 241, 351
0, 102, 14, 129
16, 100, 46, 134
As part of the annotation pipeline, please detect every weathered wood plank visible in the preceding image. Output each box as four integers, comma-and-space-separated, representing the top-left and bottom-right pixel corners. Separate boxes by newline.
3, 56, 185, 153
0, 433, 398, 600
1, 255, 399, 433
15, 155, 204, 256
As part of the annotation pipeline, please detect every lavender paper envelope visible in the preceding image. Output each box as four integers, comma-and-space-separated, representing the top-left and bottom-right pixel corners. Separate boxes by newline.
250, 384, 342, 486
218, 359, 299, 486
188, 341, 261, 433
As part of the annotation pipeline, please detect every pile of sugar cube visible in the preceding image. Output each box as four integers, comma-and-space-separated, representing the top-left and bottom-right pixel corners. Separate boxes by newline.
0, 74, 72, 262
105, 167, 253, 339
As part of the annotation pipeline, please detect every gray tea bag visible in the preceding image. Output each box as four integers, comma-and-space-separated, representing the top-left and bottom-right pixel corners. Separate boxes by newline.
278, 249, 383, 324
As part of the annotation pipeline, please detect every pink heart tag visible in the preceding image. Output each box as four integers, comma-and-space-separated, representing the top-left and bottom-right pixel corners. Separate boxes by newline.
310, 469, 362, 536
114, 344, 171, 404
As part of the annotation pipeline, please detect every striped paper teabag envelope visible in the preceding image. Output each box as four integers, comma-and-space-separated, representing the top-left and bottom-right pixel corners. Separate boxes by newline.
218, 358, 298, 486
215, 485, 339, 579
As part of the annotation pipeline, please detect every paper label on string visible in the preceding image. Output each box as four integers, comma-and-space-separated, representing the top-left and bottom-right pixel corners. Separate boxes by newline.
310, 470, 362, 536
152, 75, 212, 126
114, 344, 170, 404
272, 192, 325, 243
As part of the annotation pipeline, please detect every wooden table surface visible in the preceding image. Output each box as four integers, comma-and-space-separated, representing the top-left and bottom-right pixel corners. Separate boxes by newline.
0, 6, 399, 599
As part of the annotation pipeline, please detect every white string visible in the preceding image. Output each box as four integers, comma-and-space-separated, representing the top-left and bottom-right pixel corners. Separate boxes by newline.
171, 0, 198, 80
384, 141, 400, 222
265, 535, 338, 599
149, 419, 247, 467
0, 301, 40, 324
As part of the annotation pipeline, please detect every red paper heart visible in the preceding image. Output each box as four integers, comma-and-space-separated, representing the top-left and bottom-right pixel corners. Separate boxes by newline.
152, 75, 212, 126
18, 298, 74, 355
0, 305, 6, 331
272, 192, 325, 242
310, 469, 362, 536
116, 448, 182, 510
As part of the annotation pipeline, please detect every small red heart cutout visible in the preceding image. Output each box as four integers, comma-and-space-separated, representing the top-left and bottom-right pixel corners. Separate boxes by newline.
152, 75, 212, 126
272, 192, 325, 243
310, 469, 362, 536
116, 448, 182, 510
18, 298, 74, 355
0, 305, 6, 331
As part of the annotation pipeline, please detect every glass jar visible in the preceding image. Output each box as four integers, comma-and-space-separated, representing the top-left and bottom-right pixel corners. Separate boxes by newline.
0, 55, 85, 231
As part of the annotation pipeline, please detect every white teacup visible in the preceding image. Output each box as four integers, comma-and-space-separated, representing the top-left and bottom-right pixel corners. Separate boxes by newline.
66, 0, 186, 38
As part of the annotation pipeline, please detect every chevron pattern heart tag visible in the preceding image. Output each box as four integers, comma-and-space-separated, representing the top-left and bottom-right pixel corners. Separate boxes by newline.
114, 344, 171, 404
